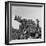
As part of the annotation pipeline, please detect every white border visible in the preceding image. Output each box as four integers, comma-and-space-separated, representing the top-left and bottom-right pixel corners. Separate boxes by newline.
9, 2, 10, 42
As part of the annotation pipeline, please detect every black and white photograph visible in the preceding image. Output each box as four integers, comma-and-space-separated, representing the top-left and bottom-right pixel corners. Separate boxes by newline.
5, 1, 45, 44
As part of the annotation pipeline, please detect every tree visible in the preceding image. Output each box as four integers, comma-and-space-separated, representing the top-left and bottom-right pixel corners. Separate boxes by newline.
14, 15, 22, 23
36, 19, 40, 28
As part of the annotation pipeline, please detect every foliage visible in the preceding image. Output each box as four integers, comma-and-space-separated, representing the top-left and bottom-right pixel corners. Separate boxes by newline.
11, 16, 41, 40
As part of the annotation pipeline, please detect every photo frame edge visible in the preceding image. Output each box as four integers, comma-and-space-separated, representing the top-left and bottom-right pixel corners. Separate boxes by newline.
5, 1, 45, 45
